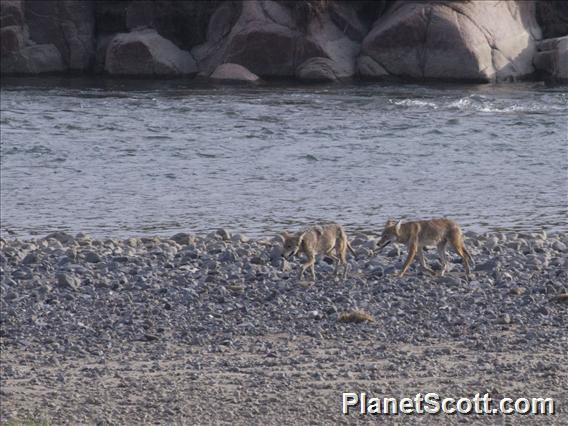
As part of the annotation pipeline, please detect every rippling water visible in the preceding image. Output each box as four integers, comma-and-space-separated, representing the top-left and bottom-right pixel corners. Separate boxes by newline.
1, 77, 566, 238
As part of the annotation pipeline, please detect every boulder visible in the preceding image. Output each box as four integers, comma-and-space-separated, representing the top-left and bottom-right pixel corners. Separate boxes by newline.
225, 24, 300, 77
94, 33, 114, 74
1, 44, 65, 74
105, 29, 197, 76
299, 9, 361, 80
207, 1, 239, 44
359, 0, 542, 82
296, 57, 338, 82
194, 1, 324, 77
0, 1, 27, 73
125, 1, 220, 50
223, 1, 311, 77
357, 55, 389, 79
195, 1, 370, 80
0, 25, 24, 55
191, 1, 242, 74
25, 0, 96, 71
536, 1, 568, 39
210, 63, 260, 83
328, 1, 370, 42
45, 231, 75, 244
169, 233, 194, 245
534, 36, 568, 84
56, 272, 80, 291
0, 0, 23, 28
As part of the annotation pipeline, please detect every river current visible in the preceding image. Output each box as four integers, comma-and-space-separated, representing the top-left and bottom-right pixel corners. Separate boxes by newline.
1, 77, 566, 238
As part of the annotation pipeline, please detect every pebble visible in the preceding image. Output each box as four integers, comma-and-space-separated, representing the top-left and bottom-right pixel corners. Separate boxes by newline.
84, 251, 102, 263
22, 252, 39, 264
510, 287, 526, 296
1, 229, 565, 424
45, 231, 75, 244
386, 246, 401, 257
485, 236, 499, 251
216, 228, 231, 241
56, 272, 80, 290
231, 234, 249, 243
475, 258, 500, 272
170, 233, 194, 245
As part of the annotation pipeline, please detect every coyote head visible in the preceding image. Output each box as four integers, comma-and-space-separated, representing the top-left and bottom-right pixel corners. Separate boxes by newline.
376, 219, 402, 250
281, 231, 302, 259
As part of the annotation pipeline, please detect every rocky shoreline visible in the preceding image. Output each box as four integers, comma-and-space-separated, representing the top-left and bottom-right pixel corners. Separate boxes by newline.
1, 1, 567, 84
1, 229, 566, 424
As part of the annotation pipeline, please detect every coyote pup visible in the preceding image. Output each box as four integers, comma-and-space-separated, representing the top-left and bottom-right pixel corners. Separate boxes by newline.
282, 223, 356, 281
376, 218, 473, 279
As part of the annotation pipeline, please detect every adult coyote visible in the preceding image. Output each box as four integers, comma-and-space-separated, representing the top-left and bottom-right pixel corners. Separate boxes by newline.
376, 218, 473, 279
282, 223, 356, 281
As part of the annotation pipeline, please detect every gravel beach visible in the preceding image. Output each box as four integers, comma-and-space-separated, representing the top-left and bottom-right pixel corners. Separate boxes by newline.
1, 229, 566, 424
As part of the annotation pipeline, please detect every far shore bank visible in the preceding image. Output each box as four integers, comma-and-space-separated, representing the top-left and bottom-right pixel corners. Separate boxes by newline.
1, 1, 567, 85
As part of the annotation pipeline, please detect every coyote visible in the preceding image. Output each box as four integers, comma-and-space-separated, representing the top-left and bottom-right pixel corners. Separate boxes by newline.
281, 223, 356, 281
376, 218, 473, 279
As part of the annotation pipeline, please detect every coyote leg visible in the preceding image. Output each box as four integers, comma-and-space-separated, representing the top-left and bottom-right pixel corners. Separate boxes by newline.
451, 240, 472, 280
298, 249, 316, 282
462, 247, 473, 278
398, 240, 417, 277
417, 246, 435, 275
299, 256, 316, 281
437, 241, 448, 276
325, 247, 341, 277
339, 244, 348, 280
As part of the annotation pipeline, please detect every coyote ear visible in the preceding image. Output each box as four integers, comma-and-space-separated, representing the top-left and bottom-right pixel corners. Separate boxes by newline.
395, 220, 402, 234
281, 231, 290, 240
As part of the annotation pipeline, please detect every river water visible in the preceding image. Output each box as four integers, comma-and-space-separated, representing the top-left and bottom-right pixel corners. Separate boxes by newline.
1, 77, 566, 239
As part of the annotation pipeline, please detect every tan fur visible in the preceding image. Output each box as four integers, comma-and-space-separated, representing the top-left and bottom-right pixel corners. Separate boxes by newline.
282, 223, 356, 281
338, 309, 374, 323
376, 218, 473, 279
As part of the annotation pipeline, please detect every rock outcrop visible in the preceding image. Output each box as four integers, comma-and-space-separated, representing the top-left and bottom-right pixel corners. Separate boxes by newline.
536, 1, 568, 39
1, 25, 25, 56
296, 57, 339, 82
534, 36, 568, 84
1, 43, 64, 74
296, 3, 365, 81
192, 1, 367, 81
105, 29, 197, 76
25, 0, 95, 71
1, 0, 93, 74
359, 0, 542, 82
1, 0, 564, 84
189, 1, 242, 75
124, 1, 220, 51
0, 0, 24, 28
0, 1, 64, 74
221, 1, 324, 78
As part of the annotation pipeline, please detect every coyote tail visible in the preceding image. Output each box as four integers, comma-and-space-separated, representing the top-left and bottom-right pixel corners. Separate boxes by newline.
292, 231, 306, 256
